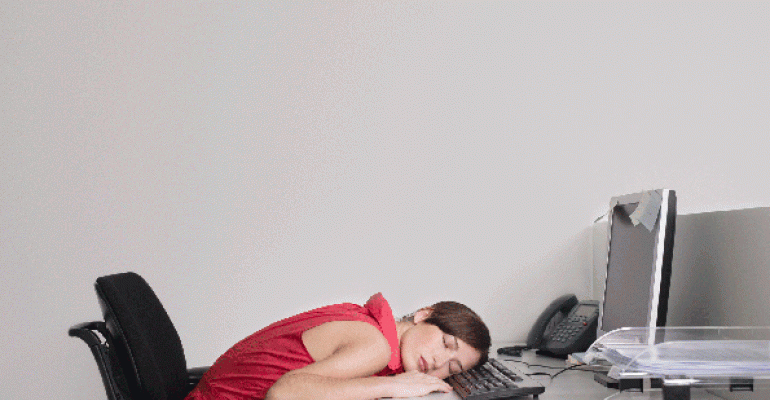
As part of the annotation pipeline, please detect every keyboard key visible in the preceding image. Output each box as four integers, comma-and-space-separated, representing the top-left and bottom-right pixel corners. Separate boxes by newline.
445, 358, 544, 400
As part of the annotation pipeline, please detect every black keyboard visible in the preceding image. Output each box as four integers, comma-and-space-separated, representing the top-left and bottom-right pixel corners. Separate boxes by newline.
445, 358, 545, 400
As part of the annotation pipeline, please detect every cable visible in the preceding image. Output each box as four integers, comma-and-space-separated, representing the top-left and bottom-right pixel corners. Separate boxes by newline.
547, 365, 584, 379
602, 392, 623, 400
499, 352, 607, 387
505, 357, 593, 374
518, 362, 565, 370
507, 359, 597, 383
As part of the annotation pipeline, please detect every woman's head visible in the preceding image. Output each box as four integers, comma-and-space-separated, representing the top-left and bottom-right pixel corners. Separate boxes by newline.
399, 301, 491, 379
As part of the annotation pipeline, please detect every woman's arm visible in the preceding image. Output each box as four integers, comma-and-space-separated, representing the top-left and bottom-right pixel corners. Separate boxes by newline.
267, 370, 452, 400
264, 321, 452, 400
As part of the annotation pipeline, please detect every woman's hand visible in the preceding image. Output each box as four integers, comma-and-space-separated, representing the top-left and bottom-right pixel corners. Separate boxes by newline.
385, 371, 453, 398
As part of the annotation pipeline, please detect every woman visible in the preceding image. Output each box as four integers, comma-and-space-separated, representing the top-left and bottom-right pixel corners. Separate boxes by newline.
185, 293, 491, 400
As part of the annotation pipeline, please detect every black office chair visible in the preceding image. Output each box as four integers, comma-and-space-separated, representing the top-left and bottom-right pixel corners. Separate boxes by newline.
69, 272, 208, 400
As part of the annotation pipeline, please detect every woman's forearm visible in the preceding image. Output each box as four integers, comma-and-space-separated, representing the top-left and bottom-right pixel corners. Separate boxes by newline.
265, 371, 451, 400
265, 373, 389, 400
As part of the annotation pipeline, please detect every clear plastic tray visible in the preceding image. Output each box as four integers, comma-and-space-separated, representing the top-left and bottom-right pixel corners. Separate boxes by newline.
584, 327, 770, 384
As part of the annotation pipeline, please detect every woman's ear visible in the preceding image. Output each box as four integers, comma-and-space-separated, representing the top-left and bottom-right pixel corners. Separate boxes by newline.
413, 307, 433, 323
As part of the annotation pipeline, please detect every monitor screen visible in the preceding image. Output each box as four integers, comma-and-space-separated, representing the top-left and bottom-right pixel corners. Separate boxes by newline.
597, 189, 677, 336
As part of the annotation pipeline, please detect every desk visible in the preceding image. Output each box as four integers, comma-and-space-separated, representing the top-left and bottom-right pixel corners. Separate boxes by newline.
398, 344, 767, 400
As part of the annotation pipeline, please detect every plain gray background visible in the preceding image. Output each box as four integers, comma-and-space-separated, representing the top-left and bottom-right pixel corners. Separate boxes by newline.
2, 2, 769, 399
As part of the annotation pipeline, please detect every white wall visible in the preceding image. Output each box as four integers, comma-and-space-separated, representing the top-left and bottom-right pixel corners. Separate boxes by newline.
2, 2, 769, 399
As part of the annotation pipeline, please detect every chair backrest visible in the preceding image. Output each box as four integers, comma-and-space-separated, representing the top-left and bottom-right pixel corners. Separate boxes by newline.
95, 272, 188, 400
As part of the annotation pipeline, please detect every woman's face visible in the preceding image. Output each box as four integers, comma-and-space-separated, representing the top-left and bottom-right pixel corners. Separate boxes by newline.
399, 312, 482, 379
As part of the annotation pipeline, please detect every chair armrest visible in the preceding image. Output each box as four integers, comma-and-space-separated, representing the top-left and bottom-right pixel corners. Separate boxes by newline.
187, 366, 210, 390
69, 321, 108, 347
69, 321, 127, 400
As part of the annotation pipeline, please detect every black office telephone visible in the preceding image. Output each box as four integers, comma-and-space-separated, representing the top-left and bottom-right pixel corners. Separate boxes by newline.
502, 294, 599, 358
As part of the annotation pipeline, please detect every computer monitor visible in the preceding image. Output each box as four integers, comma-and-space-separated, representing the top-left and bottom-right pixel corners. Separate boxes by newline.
597, 189, 677, 337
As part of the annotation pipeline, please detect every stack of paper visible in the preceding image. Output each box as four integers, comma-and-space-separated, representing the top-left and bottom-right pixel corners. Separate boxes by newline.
604, 340, 770, 378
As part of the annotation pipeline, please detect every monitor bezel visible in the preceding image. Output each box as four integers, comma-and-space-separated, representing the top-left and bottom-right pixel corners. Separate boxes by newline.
596, 189, 677, 338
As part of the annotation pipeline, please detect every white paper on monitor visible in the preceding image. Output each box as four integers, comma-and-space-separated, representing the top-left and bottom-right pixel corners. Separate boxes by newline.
630, 190, 662, 231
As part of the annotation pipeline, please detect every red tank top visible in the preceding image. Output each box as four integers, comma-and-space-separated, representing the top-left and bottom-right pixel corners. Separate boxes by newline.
185, 293, 403, 400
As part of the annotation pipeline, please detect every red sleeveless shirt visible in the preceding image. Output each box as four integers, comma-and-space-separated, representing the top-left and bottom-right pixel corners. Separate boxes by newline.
185, 293, 403, 400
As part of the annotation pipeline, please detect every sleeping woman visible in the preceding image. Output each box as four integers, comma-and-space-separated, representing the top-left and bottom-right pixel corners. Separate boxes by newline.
185, 293, 491, 400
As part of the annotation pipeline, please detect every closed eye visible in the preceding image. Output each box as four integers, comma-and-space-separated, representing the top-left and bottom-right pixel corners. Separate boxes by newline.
444, 335, 463, 373
444, 335, 458, 350
449, 360, 463, 375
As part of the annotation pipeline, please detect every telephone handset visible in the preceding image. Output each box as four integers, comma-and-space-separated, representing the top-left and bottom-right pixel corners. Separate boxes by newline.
525, 294, 599, 358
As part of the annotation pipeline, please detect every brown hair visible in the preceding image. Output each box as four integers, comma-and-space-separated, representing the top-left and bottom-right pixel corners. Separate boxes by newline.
419, 301, 491, 368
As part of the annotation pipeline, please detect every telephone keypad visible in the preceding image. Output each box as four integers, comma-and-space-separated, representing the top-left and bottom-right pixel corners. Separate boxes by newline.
550, 310, 599, 344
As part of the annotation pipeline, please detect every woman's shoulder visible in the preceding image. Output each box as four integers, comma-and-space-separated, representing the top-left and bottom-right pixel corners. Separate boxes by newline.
308, 319, 390, 347
302, 320, 391, 369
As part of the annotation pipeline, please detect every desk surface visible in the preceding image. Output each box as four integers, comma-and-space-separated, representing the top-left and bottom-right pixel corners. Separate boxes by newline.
397, 344, 766, 400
